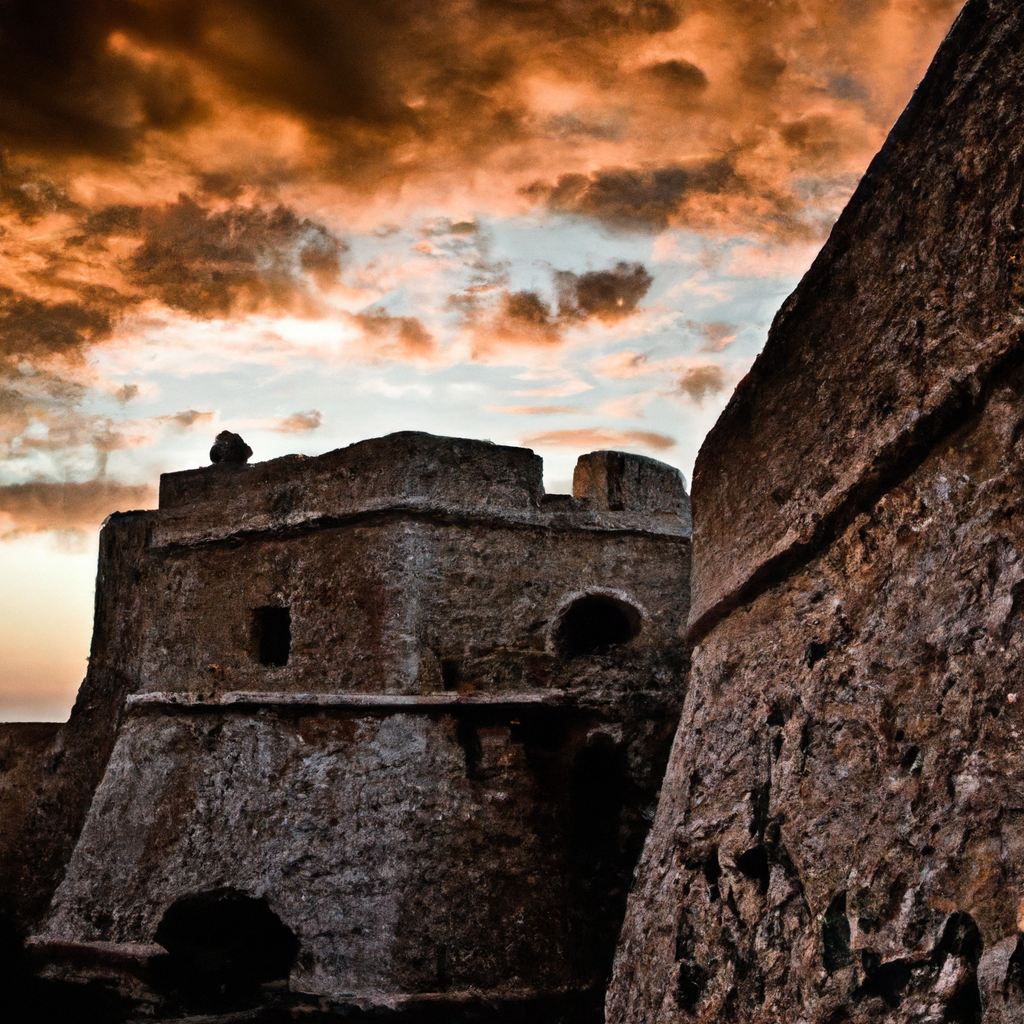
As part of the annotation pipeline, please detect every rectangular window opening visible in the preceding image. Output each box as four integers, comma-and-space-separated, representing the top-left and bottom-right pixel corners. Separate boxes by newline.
441, 659, 460, 691
253, 606, 291, 667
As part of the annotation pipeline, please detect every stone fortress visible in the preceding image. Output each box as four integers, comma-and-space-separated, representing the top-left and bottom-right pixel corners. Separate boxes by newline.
7, 0, 1024, 1021
1, 432, 693, 1021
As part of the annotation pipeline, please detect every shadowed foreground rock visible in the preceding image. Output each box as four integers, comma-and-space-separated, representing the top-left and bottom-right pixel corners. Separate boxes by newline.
608, 2, 1024, 1022
2, 432, 691, 1022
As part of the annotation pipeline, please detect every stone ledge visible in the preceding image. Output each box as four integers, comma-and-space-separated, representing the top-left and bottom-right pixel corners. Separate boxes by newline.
125, 688, 677, 712
147, 498, 692, 549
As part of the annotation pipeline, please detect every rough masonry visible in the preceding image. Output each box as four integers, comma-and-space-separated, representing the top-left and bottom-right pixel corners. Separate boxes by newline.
608, 2, 1024, 1022
3, 432, 691, 1021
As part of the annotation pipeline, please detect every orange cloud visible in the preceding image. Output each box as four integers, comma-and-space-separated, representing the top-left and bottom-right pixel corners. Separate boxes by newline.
0, 0, 962, 493
490, 405, 580, 415
272, 410, 322, 432
0, 480, 156, 536
522, 427, 675, 451
690, 321, 738, 352
352, 309, 436, 359
677, 364, 727, 403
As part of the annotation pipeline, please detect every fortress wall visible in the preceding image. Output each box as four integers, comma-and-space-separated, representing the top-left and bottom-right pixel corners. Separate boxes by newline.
0, 724, 62, 925
608, 2, 1024, 1022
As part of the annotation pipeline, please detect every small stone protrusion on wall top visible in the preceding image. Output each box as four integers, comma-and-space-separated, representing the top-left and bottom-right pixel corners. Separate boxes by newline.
573, 450, 689, 517
210, 431, 253, 466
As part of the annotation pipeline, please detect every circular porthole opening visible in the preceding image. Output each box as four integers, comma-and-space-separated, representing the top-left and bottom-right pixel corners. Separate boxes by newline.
555, 595, 642, 658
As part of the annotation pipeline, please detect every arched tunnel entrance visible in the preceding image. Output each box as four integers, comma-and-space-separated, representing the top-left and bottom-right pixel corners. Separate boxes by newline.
153, 888, 298, 1008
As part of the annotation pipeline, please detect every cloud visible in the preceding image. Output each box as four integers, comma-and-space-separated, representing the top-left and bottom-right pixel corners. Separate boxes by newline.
0, 0, 964, 509
529, 159, 741, 232
467, 259, 653, 353
677, 363, 726, 403
0, 479, 156, 536
522, 427, 675, 451
115, 195, 347, 317
528, 160, 815, 239
162, 409, 214, 428
556, 262, 653, 322
517, 381, 594, 397
593, 350, 651, 378
272, 410, 322, 432
352, 309, 436, 359
0, 156, 78, 222
642, 59, 709, 99
0, 286, 113, 360
490, 405, 579, 415
477, 289, 562, 347
689, 320, 738, 351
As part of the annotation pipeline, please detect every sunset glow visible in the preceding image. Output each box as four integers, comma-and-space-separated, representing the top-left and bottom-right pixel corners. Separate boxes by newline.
0, 0, 963, 719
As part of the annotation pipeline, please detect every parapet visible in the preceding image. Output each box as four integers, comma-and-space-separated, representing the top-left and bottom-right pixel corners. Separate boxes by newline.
159, 431, 544, 513
151, 431, 690, 547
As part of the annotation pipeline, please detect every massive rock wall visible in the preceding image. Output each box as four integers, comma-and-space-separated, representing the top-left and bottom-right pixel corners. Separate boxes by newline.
608, 2, 1024, 1022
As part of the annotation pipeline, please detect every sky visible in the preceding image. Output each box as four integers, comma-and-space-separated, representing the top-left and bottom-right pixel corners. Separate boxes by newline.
0, 0, 963, 721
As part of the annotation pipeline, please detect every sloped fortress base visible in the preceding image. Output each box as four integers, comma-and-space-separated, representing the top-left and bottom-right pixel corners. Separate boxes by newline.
23, 433, 691, 1019
608, 2, 1024, 1022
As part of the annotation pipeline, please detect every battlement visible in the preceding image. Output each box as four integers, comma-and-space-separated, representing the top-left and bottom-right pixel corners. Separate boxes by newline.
150, 431, 690, 547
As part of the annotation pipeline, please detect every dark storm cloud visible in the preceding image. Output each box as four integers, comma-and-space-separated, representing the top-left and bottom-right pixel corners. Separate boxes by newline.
0, 155, 78, 222
504, 291, 553, 327
0, 0, 688, 177
0, 0, 964, 240
0, 479, 155, 534
482, 289, 561, 345
125, 196, 346, 315
0, 286, 113, 359
642, 59, 709, 97
556, 262, 653, 322
477, 0, 682, 38
529, 159, 742, 231
0, 0, 201, 156
740, 46, 788, 91
75, 194, 348, 316
479, 263, 652, 347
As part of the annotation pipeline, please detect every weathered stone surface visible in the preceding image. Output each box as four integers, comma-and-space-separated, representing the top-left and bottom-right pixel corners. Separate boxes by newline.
612, 369, 1024, 1023
0, 724, 62, 920
608, 2, 1024, 1022
161, 430, 543, 516
11, 432, 691, 1020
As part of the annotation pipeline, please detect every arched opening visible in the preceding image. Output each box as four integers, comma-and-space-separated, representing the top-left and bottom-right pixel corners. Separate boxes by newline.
555, 594, 641, 658
154, 888, 298, 1007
